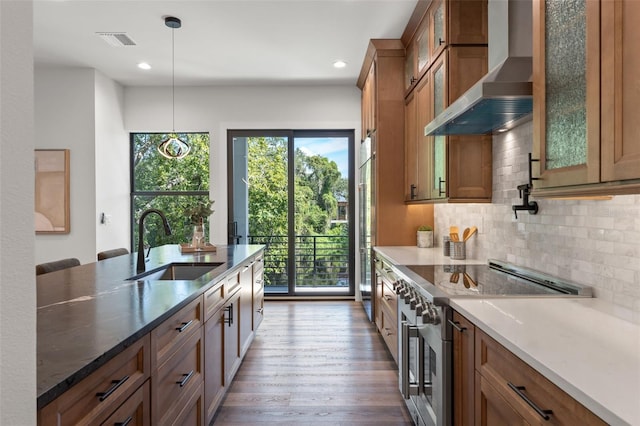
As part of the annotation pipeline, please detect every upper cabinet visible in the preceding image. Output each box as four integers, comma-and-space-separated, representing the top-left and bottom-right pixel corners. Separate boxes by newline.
405, 0, 488, 93
403, 0, 491, 203
358, 40, 435, 246
533, 0, 640, 197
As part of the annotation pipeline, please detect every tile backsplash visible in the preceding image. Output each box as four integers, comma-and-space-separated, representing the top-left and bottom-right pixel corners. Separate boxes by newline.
435, 120, 640, 311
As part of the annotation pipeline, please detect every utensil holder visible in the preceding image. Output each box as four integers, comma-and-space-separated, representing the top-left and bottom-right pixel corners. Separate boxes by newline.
443, 236, 451, 256
450, 241, 466, 260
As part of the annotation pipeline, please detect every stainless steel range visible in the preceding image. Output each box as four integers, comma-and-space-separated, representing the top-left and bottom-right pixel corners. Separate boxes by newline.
392, 260, 592, 426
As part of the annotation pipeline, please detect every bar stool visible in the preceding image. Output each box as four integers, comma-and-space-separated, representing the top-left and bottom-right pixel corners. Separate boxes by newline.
97, 248, 129, 261
36, 258, 80, 275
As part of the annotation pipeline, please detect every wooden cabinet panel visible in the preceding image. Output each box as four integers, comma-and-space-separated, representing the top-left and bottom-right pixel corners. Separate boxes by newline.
151, 296, 203, 370
203, 282, 224, 322
38, 335, 150, 426
171, 382, 204, 426
239, 261, 254, 356
532, 0, 601, 190
600, 0, 640, 182
448, 135, 492, 201
475, 329, 606, 426
100, 380, 150, 426
152, 327, 203, 426
359, 39, 434, 245
452, 312, 475, 426
204, 307, 224, 424
223, 289, 242, 385
448, 0, 488, 46
405, 91, 418, 200
252, 254, 264, 330
475, 371, 528, 426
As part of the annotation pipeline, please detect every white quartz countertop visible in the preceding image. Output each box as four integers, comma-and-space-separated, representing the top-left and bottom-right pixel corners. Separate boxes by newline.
375, 246, 640, 425
451, 298, 640, 426
374, 246, 486, 266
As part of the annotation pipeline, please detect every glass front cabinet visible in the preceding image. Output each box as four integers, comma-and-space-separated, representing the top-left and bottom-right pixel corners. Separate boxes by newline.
533, 0, 640, 196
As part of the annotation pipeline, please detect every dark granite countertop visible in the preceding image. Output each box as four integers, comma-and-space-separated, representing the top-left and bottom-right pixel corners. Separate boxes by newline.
36, 244, 264, 409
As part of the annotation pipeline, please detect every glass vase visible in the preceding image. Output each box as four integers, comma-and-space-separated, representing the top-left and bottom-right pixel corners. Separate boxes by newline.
191, 223, 205, 250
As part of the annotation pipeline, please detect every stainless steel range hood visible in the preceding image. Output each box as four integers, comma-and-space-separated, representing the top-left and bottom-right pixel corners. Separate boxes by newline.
424, 0, 533, 136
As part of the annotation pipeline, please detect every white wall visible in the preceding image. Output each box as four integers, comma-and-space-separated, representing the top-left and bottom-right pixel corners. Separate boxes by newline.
95, 71, 129, 254
0, 1, 36, 423
435, 120, 640, 312
125, 85, 361, 244
34, 67, 97, 264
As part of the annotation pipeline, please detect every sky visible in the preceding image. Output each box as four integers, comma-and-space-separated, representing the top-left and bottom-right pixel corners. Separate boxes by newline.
295, 137, 349, 178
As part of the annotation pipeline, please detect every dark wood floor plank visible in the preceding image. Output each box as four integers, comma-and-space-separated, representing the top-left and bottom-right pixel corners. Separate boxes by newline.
212, 300, 412, 425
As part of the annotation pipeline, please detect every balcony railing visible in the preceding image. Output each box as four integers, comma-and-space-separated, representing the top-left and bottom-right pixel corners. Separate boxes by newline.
247, 234, 349, 289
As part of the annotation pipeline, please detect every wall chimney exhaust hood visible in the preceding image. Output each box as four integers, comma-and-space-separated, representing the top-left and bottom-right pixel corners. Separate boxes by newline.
424, 0, 533, 136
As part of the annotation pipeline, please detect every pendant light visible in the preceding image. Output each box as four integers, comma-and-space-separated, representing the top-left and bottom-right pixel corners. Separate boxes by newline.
158, 16, 190, 159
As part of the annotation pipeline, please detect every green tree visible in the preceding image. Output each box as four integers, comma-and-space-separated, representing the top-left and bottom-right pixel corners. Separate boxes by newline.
132, 133, 210, 248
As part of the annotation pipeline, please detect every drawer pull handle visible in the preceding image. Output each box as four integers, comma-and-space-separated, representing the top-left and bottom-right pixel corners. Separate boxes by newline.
175, 320, 194, 333
96, 375, 129, 402
508, 382, 553, 420
114, 416, 133, 426
177, 370, 195, 388
447, 319, 467, 333
384, 327, 393, 336
383, 295, 393, 301
256, 308, 264, 314
224, 305, 234, 326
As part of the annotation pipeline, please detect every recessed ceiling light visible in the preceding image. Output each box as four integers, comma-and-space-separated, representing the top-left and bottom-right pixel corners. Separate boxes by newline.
137, 62, 151, 70
333, 60, 347, 69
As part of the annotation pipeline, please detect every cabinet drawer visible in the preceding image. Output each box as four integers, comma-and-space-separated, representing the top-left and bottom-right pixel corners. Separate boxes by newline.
380, 308, 398, 363
153, 327, 203, 426
38, 335, 150, 426
172, 382, 204, 426
151, 296, 203, 369
203, 282, 224, 322
476, 330, 606, 425
100, 380, 150, 426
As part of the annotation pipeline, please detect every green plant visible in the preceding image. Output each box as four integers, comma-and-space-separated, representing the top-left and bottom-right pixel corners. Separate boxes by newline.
185, 199, 215, 225
417, 225, 433, 232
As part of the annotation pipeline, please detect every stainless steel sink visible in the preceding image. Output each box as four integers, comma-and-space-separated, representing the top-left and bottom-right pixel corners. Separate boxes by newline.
129, 262, 224, 281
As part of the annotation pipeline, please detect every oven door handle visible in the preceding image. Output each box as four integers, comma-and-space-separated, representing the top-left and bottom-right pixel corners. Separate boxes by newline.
401, 321, 420, 399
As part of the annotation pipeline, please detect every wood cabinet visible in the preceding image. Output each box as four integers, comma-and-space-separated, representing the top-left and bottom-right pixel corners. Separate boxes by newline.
152, 326, 204, 425
452, 311, 475, 426
223, 273, 242, 386
373, 253, 399, 363
451, 310, 606, 425
204, 297, 225, 424
404, 46, 492, 202
533, 0, 640, 197
39, 250, 265, 426
100, 380, 150, 426
38, 335, 151, 426
253, 254, 265, 331
404, 0, 488, 94
239, 260, 254, 356
475, 329, 606, 425
358, 39, 434, 246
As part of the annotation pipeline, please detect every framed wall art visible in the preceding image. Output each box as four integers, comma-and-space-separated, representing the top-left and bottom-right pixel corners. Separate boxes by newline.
35, 149, 70, 234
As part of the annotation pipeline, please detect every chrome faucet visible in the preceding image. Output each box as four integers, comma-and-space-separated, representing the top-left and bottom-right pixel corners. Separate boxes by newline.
137, 209, 172, 273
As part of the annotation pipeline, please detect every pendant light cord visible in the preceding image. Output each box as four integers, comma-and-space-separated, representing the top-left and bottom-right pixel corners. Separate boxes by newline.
171, 26, 176, 133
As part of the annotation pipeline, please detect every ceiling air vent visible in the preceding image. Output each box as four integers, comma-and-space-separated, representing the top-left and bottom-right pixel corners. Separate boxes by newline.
96, 32, 137, 47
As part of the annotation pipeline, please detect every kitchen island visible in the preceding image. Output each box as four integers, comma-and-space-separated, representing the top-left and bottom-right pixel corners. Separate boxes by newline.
375, 246, 639, 426
37, 243, 264, 424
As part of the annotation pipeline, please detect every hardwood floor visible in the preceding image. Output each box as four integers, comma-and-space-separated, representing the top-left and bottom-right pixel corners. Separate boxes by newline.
212, 300, 413, 425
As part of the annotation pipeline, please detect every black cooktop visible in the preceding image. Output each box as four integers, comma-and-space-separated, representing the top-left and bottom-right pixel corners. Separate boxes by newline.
402, 261, 591, 298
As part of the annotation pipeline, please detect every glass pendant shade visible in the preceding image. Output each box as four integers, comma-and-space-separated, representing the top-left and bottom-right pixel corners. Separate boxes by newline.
158, 134, 190, 159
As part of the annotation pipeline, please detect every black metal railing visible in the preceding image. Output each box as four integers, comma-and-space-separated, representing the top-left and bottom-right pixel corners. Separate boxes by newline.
247, 234, 349, 289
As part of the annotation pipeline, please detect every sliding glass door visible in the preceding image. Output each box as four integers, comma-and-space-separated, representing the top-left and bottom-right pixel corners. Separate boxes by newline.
228, 130, 354, 296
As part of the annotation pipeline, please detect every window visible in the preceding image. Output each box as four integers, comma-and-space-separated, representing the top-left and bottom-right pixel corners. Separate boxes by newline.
130, 133, 210, 249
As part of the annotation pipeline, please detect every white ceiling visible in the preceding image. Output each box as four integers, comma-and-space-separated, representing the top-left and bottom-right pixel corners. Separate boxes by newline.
34, 0, 417, 87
